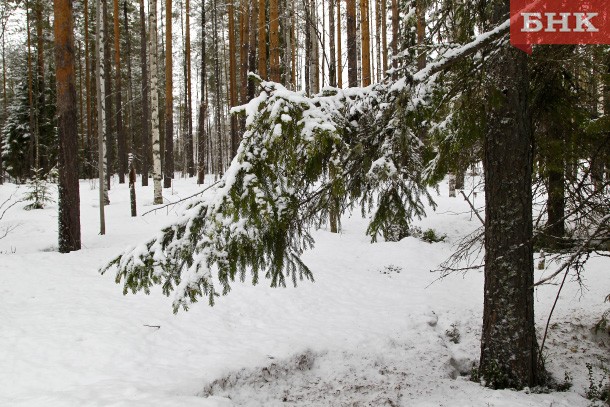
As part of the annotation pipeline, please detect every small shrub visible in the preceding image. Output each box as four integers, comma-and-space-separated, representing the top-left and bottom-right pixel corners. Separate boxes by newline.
421, 228, 446, 244
445, 323, 461, 344
23, 168, 54, 210
585, 362, 609, 404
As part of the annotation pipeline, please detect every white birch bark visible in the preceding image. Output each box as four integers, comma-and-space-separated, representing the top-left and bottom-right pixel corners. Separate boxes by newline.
150, 0, 163, 204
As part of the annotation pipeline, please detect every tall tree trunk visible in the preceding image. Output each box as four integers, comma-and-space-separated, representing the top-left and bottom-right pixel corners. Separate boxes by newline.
213, 0, 224, 177
346, 0, 357, 87
545, 128, 565, 245
228, 0, 239, 157
381, 0, 387, 76
150, 0, 163, 203
55, 0, 81, 253
281, 0, 292, 86
197, 0, 207, 184
269, 0, 280, 82
26, 0, 38, 175
360, 0, 371, 86
328, 0, 336, 87
337, 0, 342, 88
0, 31, 5, 183
258, 0, 267, 79
129, 153, 137, 216
113, 0, 127, 183
247, 0, 258, 99
479, 0, 540, 389
96, 0, 108, 234
390, 0, 397, 75
35, 0, 44, 109
310, 0, 319, 93
84, 0, 93, 179
416, 0, 425, 70
124, 0, 136, 177
139, 0, 150, 186
103, 0, 114, 190
164, 0, 174, 188
304, 0, 311, 94
240, 0, 249, 100
186, 0, 194, 176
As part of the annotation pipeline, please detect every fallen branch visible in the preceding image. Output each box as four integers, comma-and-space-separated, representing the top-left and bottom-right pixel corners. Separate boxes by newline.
142, 181, 221, 217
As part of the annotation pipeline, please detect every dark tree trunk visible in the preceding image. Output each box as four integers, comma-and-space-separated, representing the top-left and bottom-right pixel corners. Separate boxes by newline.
54, 0, 81, 253
545, 129, 565, 245
346, 0, 357, 87
197, 1, 207, 185
247, 0, 258, 100
479, 1, 540, 389
103, 0, 114, 190
328, 0, 336, 88
139, 0, 150, 186
113, 0, 127, 183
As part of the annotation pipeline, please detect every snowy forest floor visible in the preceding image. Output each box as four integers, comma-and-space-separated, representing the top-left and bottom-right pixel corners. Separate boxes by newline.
0, 176, 608, 406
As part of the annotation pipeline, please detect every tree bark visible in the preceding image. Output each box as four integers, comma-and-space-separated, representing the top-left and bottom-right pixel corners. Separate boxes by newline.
359, 0, 371, 86
103, 0, 114, 190
346, 0, 357, 87
96, 0, 109, 237
139, 0, 150, 186
84, 0, 93, 179
197, 0, 207, 185
390, 0, 397, 75
164, 0, 174, 188
479, 0, 540, 390
186, 0, 194, 176
337, 0, 342, 88
247, 0, 258, 99
113, 0, 127, 183
55, 0, 81, 252
150, 0, 163, 203
269, 0, 280, 82
328, 0, 336, 87
228, 0, 239, 157
381, 0, 387, 76
258, 0, 267, 79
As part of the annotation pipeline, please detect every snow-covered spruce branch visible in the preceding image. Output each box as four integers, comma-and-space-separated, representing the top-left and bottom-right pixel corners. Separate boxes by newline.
100, 80, 432, 310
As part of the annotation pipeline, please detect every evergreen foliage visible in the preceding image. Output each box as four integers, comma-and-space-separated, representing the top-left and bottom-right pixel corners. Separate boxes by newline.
102, 80, 432, 311
23, 167, 54, 210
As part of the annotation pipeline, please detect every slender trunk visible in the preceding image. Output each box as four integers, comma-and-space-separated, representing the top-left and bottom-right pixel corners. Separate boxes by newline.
124, 0, 136, 176
0, 32, 5, 183
328, 0, 336, 87
96, 0, 108, 235
310, 0, 319, 93
381, 0, 387, 75
248, 0, 258, 99
78, 39, 85, 176
390, 0, 397, 75
360, 0, 371, 86
337, 0, 342, 88
55, 0, 81, 252
269, 0, 280, 82
228, 0, 239, 157
258, 0, 267, 79
26, 0, 38, 175
240, 0, 249, 100
129, 153, 137, 216
103, 0, 114, 189
84, 0, 93, 179
197, 0, 207, 184
150, 0, 163, 203
304, 0, 311, 94
139, 0, 150, 186
416, 0, 425, 70
213, 0, 223, 176
164, 0, 173, 188
374, 0, 380, 82
186, 0, 194, 176
346, 0, 357, 87
113, 0, 127, 183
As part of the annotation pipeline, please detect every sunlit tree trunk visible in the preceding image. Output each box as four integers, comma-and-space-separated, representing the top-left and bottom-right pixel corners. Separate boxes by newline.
186, 0, 194, 176
346, 0, 357, 87
96, 0, 108, 234
139, 0, 150, 186
102, 0, 114, 190
258, 0, 267, 79
337, 0, 342, 88
360, 0, 371, 86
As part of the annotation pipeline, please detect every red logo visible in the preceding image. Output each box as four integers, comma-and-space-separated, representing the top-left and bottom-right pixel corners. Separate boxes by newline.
510, 0, 610, 54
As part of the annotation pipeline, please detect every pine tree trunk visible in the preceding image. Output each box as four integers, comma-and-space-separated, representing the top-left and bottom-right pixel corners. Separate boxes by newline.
479, 0, 540, 390
310, 0, 319, 93
139, 0, 150, 186
381, 0, 387, 75
228, 0, 239, 157
359, 0, 371, 86
150, 0, 163, 204
96, 0, 108, 233
55, 0, 81, 253
328, 0, 336, 87
113, 0, 127, 183
164, 0, 174, 188
197, 1, 207, 185
103, 0, 114, 190
258, 0, 267, 79
346, 0, 357, 87
124, 0, 136, 178
304, 2, 311, 94
0, 32, 5, 183
212, 0, 224, 176
247, 0, 258, 99
129, 154, 137, 216
186, 0, 194, 176
26, 0, 38, 175
390, 0, 397, 75
337, 0, 342, 88
545, 129, 565, 245
84, 0, 93, 179
269, 0, 280, 82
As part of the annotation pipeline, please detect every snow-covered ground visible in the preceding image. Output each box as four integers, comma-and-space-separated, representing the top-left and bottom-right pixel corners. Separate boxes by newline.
0, 176, 608, 406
